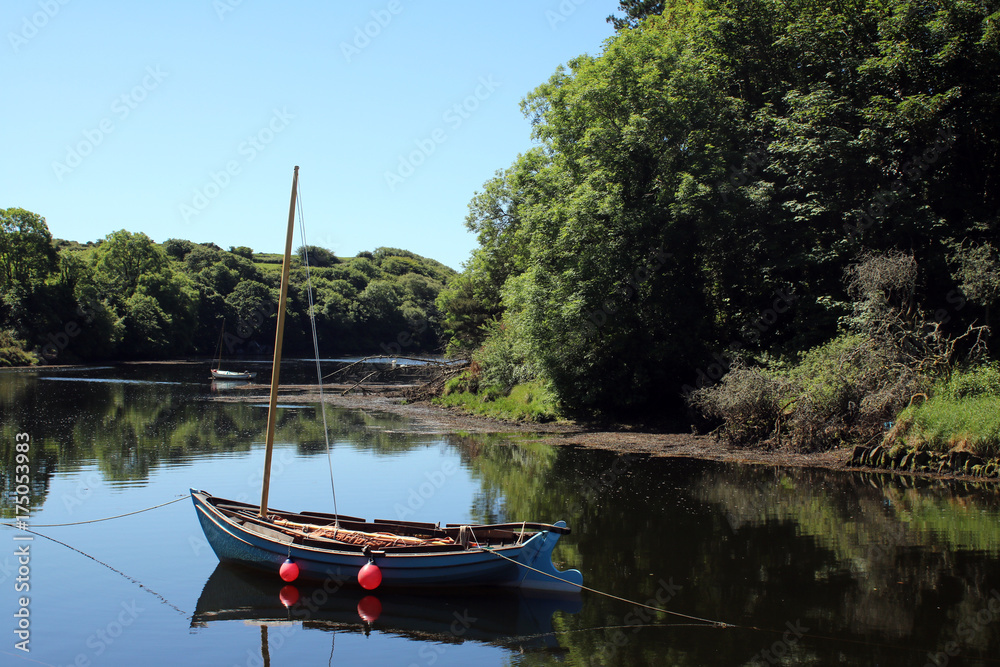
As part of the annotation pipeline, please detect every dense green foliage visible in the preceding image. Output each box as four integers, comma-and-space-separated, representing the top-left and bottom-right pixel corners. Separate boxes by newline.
435, 378, 561, 422
443, 0, 1000, 419
0, 212, 456, 364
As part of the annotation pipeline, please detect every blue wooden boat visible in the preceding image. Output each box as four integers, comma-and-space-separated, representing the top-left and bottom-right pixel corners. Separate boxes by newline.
192, 167, 583, 593
191, 490, 582, 591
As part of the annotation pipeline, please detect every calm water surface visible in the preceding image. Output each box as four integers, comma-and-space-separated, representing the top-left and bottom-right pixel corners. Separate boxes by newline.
2, 363, 1000, 666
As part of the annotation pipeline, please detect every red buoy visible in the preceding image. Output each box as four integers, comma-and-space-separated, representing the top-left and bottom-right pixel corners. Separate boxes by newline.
279, 558, 300, 582
279, 585, 300, 607
357, 595, 382, 622
358, 562, 382, 590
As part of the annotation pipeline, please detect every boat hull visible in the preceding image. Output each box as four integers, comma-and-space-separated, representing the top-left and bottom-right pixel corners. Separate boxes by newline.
210, 369, 255, 380
191, 490, 583, 592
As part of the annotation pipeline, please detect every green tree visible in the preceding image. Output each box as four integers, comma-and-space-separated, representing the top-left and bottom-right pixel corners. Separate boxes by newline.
0, 208, 57, 292
163, 238, 194, 261
92, 230, 169, 301
448, 0, 1000, 417
297, 245, 337, 267
229, 245, 254, 260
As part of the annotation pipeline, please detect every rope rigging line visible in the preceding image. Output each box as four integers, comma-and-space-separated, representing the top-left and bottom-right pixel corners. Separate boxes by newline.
0, 495, 188, 528
472, 530, 1000, 662
295, 179, 339, 527
467, 527, 731, 628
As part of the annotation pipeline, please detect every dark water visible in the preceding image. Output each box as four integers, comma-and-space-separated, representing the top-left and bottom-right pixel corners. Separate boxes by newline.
2, 363, 1000, 666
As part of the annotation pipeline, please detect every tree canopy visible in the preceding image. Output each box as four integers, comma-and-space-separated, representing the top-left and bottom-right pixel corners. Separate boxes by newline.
446, 0, 1000, 417
0, 219, 457, 365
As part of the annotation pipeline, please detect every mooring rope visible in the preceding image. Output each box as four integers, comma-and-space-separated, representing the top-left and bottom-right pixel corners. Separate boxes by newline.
0, 495, 188, 528
468, 527, 731, 628
7, 525, 186, 615
1, 496, 189, 614
475, 531, 1000, 662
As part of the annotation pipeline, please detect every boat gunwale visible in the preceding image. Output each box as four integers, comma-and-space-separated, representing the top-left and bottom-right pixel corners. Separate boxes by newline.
193, 490, 546, 559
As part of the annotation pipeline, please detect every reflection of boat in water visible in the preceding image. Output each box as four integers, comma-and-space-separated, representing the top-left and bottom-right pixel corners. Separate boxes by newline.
191, 563, 581, 651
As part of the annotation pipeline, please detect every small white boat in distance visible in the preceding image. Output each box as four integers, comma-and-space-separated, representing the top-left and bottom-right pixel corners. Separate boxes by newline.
210, 369, 256, 381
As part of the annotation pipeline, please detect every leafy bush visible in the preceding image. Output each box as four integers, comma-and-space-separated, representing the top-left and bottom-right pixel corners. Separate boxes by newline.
688, 363, 790, 447
939, 362, 1000, 399
471, 320, 538, 394
0, 329, 37, 366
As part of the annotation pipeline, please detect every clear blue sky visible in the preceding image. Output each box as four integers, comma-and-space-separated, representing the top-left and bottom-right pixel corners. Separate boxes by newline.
2, 0, 620, 270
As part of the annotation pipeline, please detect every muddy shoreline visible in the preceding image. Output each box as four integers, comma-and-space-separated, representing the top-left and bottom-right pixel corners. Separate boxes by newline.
210, 383, 998, 484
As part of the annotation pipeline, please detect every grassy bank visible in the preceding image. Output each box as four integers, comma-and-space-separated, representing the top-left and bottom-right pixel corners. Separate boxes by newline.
887, 365, 1000, 460
433, 379, 561, 423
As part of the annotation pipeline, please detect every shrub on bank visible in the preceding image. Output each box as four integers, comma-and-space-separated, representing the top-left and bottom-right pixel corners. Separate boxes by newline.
0, 329, 37, 366
689, 331, 932, 450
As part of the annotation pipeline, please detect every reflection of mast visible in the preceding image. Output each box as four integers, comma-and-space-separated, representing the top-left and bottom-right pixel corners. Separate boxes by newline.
260, 625, 270, 667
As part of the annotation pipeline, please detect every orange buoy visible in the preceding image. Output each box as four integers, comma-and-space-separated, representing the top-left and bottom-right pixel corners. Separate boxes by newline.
279, 558, 300, 582
358, 562, 382, 590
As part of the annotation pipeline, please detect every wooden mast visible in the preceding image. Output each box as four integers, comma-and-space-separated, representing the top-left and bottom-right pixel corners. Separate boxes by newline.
259, 165, 299, 518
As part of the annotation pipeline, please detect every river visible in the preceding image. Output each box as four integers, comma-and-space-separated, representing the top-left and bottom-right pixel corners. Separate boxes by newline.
2, 362, 999, 666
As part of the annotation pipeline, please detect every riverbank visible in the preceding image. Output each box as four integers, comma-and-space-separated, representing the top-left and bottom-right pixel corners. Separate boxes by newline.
211, 383, 997, 484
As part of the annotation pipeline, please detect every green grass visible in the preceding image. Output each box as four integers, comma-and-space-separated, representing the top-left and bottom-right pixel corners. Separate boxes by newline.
893, 395, 1000, 459
434, 380, 561, 422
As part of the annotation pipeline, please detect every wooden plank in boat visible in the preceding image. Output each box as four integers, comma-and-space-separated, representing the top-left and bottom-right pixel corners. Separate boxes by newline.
241, 520, 295, 545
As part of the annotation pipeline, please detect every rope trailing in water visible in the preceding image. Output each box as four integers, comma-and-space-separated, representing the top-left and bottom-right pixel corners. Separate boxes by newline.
9, 526, 186, 616
0, 496, 188, 528
469, 528, 731, 628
